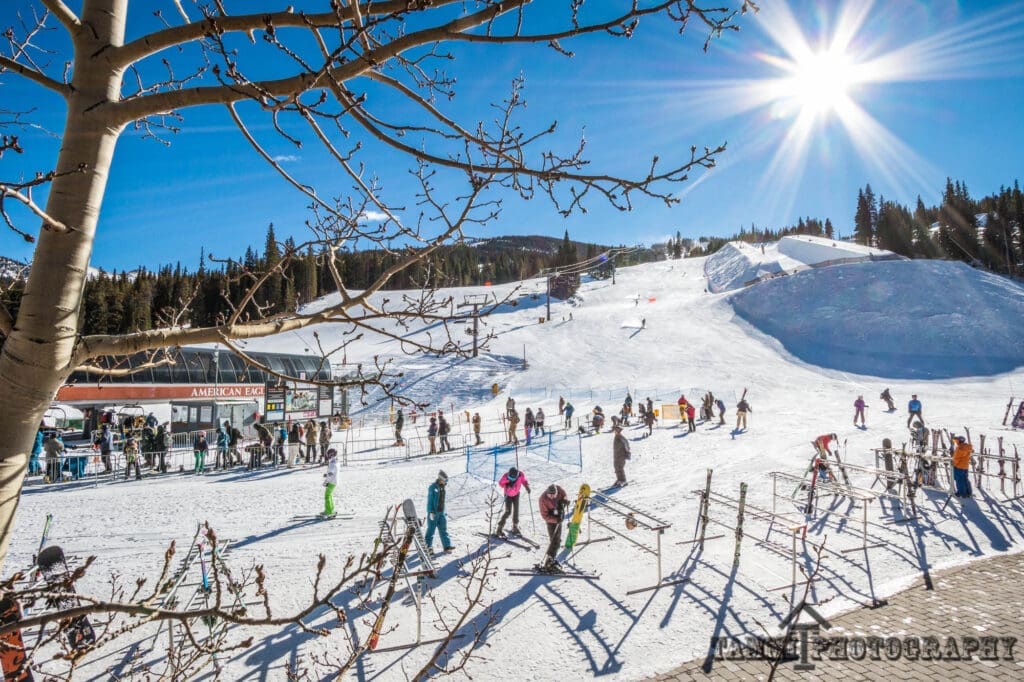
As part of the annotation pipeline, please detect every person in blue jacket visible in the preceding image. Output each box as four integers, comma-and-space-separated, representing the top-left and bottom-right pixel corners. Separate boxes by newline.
906, 394, 924, 428
30, 423, 44, 475
425, 470, 455, 553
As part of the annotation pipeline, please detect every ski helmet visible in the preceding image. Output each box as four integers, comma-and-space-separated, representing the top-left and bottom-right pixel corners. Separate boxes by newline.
508, 467, 519, 479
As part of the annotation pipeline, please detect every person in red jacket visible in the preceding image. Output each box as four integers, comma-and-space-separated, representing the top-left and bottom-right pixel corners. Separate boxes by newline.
685, 403, 696, 433
814, 433, 838, 458
539, 484, 568, 570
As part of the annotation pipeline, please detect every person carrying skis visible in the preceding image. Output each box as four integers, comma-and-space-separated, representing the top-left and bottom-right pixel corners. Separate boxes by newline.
535, 408, 545, 436
394, 408, 405, 446
438, 414, 451, 452
322, 448, 339, 517
124, 436, 142, 481
716, 398, 726, 425
427, 416, 438, 454
854, 396, 867, 427
539, 484, 568, 571
735, 397, 751, 431
472, 412, 482, 445
814, 433, 839, 458
951, 435, 974, 498
425, 470, 455, 553
495, 467, 531, 537
43, 432, 65, 483
612, 425, 631, 487
563, 402, 575, 429
907, 394, 924, 428
193, 431, 209, 474
880, 388, 895, 411
506, 410, 520, 445
685, 403, 696, 433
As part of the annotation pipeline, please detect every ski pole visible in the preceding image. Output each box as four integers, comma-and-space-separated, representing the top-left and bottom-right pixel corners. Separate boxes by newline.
528, 488, 537, 534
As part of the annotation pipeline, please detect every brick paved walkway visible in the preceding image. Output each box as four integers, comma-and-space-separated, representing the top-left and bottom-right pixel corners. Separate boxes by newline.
653, 551, 1024, 680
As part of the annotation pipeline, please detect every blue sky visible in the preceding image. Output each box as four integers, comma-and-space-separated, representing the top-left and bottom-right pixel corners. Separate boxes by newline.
2, 0, 1023, 271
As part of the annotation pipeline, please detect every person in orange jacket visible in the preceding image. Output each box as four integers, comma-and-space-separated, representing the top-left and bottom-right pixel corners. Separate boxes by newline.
951, 435, 974, 498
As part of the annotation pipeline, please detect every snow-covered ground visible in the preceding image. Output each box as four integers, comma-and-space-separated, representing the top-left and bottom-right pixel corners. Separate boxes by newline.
8, 247, 1024, 681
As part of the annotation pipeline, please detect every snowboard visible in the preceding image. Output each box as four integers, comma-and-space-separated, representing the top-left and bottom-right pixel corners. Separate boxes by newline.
0, 596, 33, 681
36, 546, 96, 651
564, 484, 591, 550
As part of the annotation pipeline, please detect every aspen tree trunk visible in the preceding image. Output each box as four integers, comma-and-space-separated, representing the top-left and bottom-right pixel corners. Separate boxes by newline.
0, 0, 126, 569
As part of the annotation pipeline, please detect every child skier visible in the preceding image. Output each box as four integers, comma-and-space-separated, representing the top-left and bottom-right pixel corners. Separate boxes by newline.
494, 467, 531, 537
907, 394, 924, 428
425, 470, 455, 553
539, 484, 568, 572
322, 448, 339, 517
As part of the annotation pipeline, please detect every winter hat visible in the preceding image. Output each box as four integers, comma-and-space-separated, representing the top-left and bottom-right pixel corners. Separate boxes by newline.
546, 484, 557, 495
327, 448, 338, 458
508, 467, 519, 479
437, 469, 449, 482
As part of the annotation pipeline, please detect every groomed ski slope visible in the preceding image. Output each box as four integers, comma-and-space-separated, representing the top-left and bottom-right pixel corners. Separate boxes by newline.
7, 251, 1024, 681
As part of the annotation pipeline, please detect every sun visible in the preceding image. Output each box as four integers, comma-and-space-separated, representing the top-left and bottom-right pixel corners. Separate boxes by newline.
786, 49, 858, 116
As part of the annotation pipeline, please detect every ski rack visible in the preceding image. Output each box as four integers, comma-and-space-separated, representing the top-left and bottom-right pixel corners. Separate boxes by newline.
770, 471, 884, 554
367, 503, 446, 653
578, 490, 677, 595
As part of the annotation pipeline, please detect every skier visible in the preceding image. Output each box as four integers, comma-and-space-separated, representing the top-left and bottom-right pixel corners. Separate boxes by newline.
951, 435, 974, 498
716, 398, 726, 426
394, 408, 405, 446
685, 402, 696, 433
506, 396, 516, 418
425, 470, 455, 553
612, 425, 631, 486
43, 432, 65, 483
854, 396, 867, 427
524, 408, 536, 442
322, 448, 339, 517
193, 431, 209, 474
215, 423, 229, 469
563, 401, 575, 430
643, 407, 655, 436
495, 466, 531, 537
472, 412, 482, 445
94, 424, 114, 473
907, 394, 924, 428
438, 414, 451, 452
535, 408, 545, 436
506, 410, 520, 445
30, 424, 44, 475
539, 484, 568, 572
735, 396, 751, 431
427, 416, 438, 454
880, 388, 895, 412
124, 436, 142, 481
813, 433, 839, 458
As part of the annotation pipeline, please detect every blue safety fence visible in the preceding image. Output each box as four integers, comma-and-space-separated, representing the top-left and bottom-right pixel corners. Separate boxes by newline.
464, 431, 582, 483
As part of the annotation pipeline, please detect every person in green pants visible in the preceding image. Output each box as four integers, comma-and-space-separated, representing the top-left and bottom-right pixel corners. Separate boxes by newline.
322, 448, 338, 518
193, 431, 209, 474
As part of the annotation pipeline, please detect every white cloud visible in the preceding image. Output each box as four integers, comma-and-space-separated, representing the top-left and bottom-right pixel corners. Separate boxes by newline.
272, 154, 300, 163
362, 210, 390, 222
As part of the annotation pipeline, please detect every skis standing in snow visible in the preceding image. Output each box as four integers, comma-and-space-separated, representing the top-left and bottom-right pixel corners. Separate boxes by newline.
612, 425, 631, 487
425, 470, 454, 553
539, 484, 568, 571
494, 467, 531, 536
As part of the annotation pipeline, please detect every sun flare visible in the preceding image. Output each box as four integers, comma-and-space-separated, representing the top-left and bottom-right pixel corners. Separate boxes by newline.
786, 49, 858, 115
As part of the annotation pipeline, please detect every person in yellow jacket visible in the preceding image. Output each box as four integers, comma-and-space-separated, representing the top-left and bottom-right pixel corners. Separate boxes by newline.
951, 435, 974, 498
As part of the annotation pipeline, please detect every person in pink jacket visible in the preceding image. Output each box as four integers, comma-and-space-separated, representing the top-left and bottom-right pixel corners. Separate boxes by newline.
494, 467, 531, 537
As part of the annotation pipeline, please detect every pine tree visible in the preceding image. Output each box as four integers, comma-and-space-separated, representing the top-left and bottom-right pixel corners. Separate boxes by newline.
853, 188, 873, 245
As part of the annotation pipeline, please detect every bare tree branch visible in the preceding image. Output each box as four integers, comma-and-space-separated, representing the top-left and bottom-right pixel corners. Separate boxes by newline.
38, 0, 80, 33
0, 55, 70, 96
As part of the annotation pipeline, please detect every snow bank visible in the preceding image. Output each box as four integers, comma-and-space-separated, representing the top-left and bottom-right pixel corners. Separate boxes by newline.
730, 260, 1024, 379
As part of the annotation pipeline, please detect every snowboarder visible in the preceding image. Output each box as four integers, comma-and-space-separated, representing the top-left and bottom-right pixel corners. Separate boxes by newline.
813, 433, 839, 458
854, 396, 867, 427
495, 467, 531, 536
535, 408, 545, 436
322, 448, 339, 517
951, 435, 973, 498
43, 432, 64, 483
425, 470, 455, 553
906, 394, 924, 428
472, 412, 482, 445
563, 401, 575, 429
427, 416, 438, 454
685, 403, 696, 433
124, 436, 142, 480
506, 410, 520, 445
735, 397, 751, 431
394, 409, 405, 446
880, 388, 895, 411
193, 431, 209, 474
539, 484, 568, 571
438, 414, 451, 452
612, 425, 631, 486
716, 398, 726, 426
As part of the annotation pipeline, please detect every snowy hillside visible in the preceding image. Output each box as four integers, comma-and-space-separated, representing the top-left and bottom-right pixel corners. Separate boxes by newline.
7, 250, 1024, 681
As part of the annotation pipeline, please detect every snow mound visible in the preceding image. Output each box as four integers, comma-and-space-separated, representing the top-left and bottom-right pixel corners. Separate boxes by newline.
730, 260, 1024, 379
706, 235, 902, 293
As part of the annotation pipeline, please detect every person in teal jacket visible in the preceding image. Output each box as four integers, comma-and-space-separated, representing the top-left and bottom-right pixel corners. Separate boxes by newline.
425, 470, 455, 553
30, 424, 44, 475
